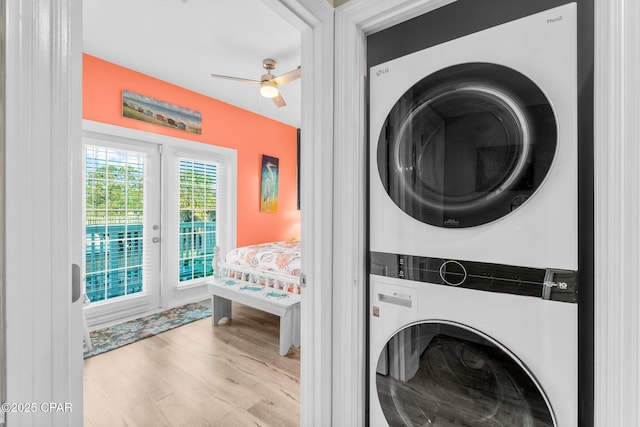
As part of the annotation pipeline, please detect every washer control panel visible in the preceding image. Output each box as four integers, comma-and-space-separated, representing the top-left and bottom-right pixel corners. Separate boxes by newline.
370, 251, 577, 303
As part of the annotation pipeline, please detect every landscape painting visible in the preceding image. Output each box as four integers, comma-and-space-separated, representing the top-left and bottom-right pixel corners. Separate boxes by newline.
122, 90, 202, 134
260, 155, 279, 213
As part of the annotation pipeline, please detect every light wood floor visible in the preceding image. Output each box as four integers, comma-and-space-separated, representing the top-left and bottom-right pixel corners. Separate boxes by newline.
84, 302, 300, 427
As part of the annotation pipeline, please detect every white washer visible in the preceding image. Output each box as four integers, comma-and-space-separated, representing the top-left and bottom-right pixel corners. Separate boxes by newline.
369, 3, 577, 270
369, 273, 577, 427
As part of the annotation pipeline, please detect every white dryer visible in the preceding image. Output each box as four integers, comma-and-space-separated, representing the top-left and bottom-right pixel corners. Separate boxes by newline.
369, 3, 577, 270
369, 270, 577, 427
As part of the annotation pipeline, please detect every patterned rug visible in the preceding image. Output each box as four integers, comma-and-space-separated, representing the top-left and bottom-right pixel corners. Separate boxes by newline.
84, 300, 211, 359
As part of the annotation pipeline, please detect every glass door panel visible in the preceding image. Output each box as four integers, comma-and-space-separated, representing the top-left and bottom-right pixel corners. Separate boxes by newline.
84, 142, 161, 316
178, 158, 217, 283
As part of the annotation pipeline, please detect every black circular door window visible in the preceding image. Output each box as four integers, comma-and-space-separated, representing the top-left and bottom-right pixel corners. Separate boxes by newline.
376, 322, 555, 426
377, 63, 557, 228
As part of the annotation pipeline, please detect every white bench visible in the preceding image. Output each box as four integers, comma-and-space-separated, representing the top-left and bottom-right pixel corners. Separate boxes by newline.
206, 277, 301, 356
208, 246, 301, 356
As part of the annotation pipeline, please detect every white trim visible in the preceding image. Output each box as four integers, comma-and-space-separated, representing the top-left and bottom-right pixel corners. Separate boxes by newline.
332, 7, 367, 426
84, 294, 157, 327
593, 0, 640, 425
83, 133, 161, 154
0, 0, 6, 419
4, 0, 83, 424
338, 0, 457, 34
83, 120, 230, 151
283, 1, 336, 425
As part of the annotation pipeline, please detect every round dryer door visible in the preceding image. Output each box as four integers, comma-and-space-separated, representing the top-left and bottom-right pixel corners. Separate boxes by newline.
375, 322, 555, 426
377, 63, 557, 228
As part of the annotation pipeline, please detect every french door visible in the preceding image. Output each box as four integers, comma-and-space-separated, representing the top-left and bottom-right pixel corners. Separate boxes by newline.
83, 137, 161, 323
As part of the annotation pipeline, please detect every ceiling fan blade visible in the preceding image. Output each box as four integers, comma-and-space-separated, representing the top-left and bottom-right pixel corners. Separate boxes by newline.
272, 92, 287, 108
273, 67, 301, 86
210, 73, 260, 84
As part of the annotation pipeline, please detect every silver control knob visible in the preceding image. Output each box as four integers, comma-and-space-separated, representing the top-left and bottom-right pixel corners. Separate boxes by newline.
439, 260, 467, 286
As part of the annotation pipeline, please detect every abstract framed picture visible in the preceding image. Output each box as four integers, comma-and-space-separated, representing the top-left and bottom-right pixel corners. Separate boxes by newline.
260, 155, 279, 213
122, 90, 202, 134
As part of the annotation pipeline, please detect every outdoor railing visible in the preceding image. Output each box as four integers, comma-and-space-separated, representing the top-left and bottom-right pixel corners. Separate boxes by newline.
85, 221, 216, 302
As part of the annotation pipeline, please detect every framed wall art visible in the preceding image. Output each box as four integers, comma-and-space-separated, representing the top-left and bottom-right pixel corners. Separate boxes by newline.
260, 155, 279, 213
122, 90, 202, 134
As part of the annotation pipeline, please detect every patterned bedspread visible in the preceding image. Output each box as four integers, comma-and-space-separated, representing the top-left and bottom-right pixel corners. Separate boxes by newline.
224, 240, 301, 278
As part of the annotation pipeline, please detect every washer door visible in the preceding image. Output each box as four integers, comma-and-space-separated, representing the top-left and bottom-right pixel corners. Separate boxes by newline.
377, 63, 557, 227
375, 322, 555, 426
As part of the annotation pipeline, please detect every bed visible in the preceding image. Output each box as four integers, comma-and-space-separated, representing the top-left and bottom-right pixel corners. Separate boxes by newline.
216, 239, 301, 292
207, 240, 301, 356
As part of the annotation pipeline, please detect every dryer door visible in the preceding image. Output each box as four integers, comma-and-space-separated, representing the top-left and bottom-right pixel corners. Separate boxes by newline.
375, 321, 555, 426
377, 63, 556, 228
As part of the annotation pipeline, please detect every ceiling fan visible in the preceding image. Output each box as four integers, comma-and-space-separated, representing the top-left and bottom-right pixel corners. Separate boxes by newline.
210, 58, 301, 108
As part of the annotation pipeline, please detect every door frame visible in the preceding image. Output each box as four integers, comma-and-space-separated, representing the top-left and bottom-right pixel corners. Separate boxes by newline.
4, 0, 83, 425
264, 2, 336, 424
592, 0, 640, 425
82, 119, 239, 322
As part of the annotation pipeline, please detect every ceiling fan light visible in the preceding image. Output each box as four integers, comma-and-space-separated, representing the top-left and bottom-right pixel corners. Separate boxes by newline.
260, 80, 279, 98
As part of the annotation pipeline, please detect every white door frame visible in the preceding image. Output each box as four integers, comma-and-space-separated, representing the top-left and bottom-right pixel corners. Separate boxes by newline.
4, 0, 83, 425
593, 0, 640, 425
262, 2, 336, 425
82, 119, 239, 319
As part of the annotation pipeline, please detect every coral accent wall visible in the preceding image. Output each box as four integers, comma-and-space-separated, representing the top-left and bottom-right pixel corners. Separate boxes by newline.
83, 54, 300, 247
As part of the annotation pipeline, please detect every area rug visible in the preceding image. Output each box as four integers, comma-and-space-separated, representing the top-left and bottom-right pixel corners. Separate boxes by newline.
84, 300, 211, 359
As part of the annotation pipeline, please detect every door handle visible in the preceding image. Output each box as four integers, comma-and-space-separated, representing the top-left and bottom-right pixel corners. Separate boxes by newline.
378, 293, 412, 308
72, 263, 81, 303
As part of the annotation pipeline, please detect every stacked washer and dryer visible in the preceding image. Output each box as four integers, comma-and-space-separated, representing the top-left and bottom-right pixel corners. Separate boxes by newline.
368, 2, 588, 426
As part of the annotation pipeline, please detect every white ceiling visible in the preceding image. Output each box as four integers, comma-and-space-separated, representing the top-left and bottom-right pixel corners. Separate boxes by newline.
83, 0, 302, 128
